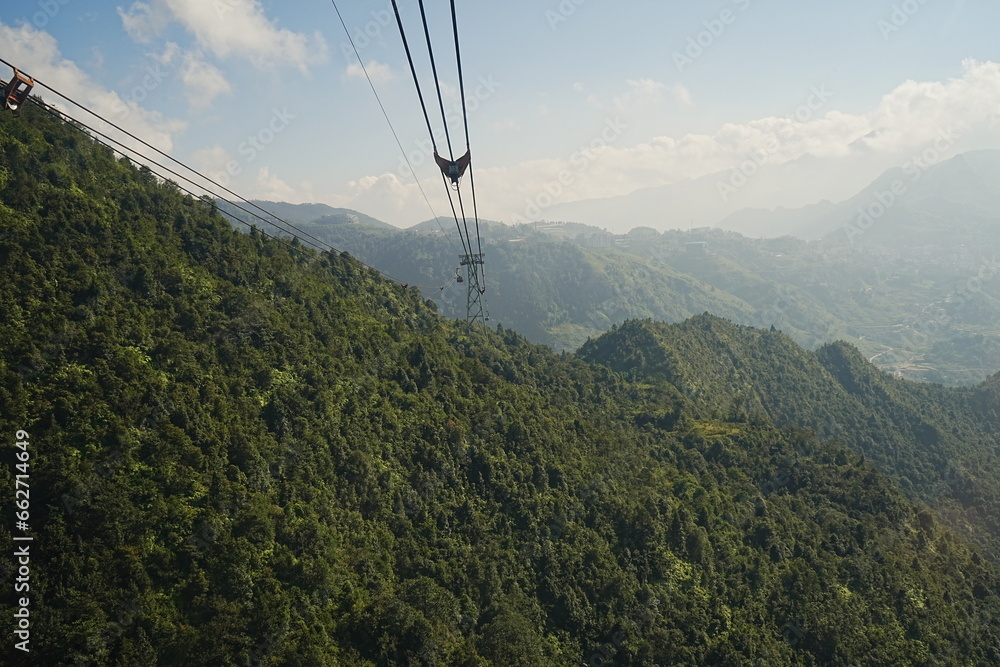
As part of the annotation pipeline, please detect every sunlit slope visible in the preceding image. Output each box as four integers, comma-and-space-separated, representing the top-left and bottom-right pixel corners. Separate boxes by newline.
2, 97, 998, 666
579, 316, 1000, 560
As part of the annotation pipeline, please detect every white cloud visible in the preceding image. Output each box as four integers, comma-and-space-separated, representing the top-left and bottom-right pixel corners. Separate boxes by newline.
588, 79, 672, 112
256, 167, 299, 202
491, 118, 521, 132
153, 41, 182, 65
0, 20, 185, 154
119, 0, 327, 71
854, 59, 1000, 153
327, 173, 434, 226
626, 78, 663, 97
192, 144, 234, 177
118, 1, 171, 43
614, 78, 665, 112
87, 46, 106, 72
483, 60, 1000, 222
668, 83, 693, 107
322, 60, 1000, 228
344, 61, 394, 85
181, 51, 232, 110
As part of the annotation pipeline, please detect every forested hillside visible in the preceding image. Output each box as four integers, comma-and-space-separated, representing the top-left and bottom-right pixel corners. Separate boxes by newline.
578, 317, 1000, 561
1, 99, 999, 665
227, 205, 1000, 386
215, 211, 758, 351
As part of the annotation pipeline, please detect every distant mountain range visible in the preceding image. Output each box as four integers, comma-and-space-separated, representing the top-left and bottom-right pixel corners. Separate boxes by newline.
722, 150, 1000, 245
218, 200, 397, 231
213, 152, 1000, 386
545, 149, 1000, 243
8, 103, 1000, 664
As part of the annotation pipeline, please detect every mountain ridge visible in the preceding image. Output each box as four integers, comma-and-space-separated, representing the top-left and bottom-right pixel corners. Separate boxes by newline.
544, 149, 1000, 243
578, 315, 1000, 559
1, 93, 998, 665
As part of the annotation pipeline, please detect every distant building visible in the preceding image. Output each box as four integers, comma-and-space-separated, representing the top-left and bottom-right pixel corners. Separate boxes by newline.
579, 232, 614, 248
533, 222, 570, 237
685, 241, 708, 253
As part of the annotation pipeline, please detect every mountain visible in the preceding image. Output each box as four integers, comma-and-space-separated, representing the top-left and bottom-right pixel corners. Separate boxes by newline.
406, 216, 508, 234
250, 221, 760, 350
543, 149, 1000, 245
718, 150, 1000, 245
218, 200, 397, 231
578, 316, 1000, 559
261, 215, 1000, 385
3, 91, 999, 665
543, 152, 890, 235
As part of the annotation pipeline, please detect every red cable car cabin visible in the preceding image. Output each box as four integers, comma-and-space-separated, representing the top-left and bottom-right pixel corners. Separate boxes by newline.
4, 69, 34, 111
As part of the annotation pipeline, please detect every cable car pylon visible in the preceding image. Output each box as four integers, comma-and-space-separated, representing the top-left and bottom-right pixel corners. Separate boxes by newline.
460, 252, 486, 327
387, 0, 488, 329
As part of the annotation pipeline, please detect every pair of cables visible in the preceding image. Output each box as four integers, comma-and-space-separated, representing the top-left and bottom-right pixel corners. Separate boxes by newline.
0, 56, 448, 290
331, 0, 486, 295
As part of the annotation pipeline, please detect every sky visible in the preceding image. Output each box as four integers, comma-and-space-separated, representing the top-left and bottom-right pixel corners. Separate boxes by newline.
1, 0, 999, 230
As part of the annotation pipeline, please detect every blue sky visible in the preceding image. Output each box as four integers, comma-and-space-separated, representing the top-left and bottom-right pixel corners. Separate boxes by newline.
1, 0, 998, 229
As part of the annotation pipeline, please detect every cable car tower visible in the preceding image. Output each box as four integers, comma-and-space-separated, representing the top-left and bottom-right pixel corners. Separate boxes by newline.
460, 252, 486, 326
387, 0, 489, 329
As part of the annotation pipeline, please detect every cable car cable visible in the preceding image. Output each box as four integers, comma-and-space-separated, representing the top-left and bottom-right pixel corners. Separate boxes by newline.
413, 0, 477, 265
448, 0, 486, 290
386, 0, 438, 155
329, 0, 457, 254
0, 66, 352, 262
416, 0, 455, 161
0, 59, 344, 258
447, 0, 485, 291
385, 0, 473, 260
4, 77, 449, 290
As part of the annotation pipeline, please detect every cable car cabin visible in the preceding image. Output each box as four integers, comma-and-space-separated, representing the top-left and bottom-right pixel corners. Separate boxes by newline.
4, 70, 34, 111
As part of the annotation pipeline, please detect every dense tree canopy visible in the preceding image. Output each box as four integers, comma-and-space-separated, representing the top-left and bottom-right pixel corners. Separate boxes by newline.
1, 99, 998, 665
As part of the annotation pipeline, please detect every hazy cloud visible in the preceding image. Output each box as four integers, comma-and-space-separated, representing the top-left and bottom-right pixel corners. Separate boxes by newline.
0, 20, 185, 153
668, 83, 694, 107
256, 167, 299, 202
491, 119, 521, 132
856, 59, 1000, 153
192, 144, 234, 176
181, 51, 232, 110
344, 61, 394, 85
118, 1, 171, 43
119, 0, 327, 71
327, 60, 1000, 226
329, 173, 435, 224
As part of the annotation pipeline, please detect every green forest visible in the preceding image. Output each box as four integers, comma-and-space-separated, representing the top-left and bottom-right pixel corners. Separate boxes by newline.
1, 100, 999, 665
228, 202, 1000, 387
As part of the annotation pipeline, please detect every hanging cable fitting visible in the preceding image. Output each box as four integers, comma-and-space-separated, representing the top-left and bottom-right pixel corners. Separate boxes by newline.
434, 149, 471, 189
